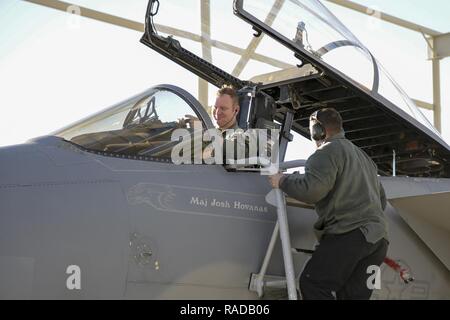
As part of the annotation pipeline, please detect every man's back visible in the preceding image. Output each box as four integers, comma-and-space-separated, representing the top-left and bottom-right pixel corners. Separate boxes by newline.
281, 132, 388, 243
275, 107, 389, 300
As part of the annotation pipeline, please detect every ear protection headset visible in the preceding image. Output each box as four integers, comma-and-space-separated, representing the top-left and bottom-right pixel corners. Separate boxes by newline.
218, 107, 239, 129
310, 110, 326, 141
229, 107, 238, 125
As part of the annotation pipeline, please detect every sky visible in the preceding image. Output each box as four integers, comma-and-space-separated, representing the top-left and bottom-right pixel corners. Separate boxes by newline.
0, 0, 448, 161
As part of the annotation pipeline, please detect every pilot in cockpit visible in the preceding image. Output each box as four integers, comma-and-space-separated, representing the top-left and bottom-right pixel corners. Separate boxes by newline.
176, 85, 261, 165
212, 85, 241, 132
206, 85, 259, 164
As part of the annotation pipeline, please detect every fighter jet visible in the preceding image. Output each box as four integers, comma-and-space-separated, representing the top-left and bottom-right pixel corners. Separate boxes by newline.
0, 0, 449, 299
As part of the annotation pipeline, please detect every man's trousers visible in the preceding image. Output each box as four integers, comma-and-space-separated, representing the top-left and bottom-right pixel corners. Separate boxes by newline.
300, 228, 388, 300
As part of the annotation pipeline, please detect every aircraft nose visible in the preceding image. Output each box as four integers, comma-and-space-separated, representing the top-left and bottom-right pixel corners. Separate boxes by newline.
0, 136, 102, 188
0, 141, 56, 186
0, 144, 34, 185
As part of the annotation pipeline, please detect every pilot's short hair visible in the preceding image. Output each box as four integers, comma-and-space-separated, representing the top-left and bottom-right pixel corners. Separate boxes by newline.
217, 85, 239, 107
312, 108, 343, 133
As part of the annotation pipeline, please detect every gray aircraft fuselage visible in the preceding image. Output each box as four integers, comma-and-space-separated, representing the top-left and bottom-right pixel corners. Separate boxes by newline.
1, 133, 449, 299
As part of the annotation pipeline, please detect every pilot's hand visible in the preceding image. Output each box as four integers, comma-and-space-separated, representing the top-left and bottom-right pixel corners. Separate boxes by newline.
202, 145, 214, 160
184, 114, 201, 128
269, 173, 285, 189
177, 115, 200, 128
177, 117, 188, 128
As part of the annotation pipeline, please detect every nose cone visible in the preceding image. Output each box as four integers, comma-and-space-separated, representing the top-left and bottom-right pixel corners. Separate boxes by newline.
0, 142, 48, 298
0, 143, 41, 186
0, 138, 61, 186
0, 137, 129, 299
0, 136, 101, 187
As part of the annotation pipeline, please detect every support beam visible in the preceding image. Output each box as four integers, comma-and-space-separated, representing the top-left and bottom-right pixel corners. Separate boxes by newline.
231, 0, 285, 77
249, 64, 318, 84
428, 33, 450, 60
198, 0, 212, 111
200, 0, 213, 64
23, 0, 291, 70
212, 41, 292, 69
432, 58, 442, 133
428, 35, 443, 133
413, 99, 434, 111
24, 0, 145, 31
324, 0, 441, 37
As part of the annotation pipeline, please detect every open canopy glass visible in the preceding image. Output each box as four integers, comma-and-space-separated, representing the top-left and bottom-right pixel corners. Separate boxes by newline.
149, 0, 439, 136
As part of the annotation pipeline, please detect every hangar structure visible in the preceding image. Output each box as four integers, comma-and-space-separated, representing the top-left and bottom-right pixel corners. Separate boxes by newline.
24, 0, 449, 133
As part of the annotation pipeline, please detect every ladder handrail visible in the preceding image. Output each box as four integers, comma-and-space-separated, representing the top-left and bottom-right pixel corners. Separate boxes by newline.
273, 189, 298, 300
257, 189, 298, 300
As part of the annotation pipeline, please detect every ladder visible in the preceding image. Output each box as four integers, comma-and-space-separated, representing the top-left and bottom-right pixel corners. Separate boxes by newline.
232, 157, 309, 299
249, 188, 299, 300
251, 110, 300, 300
248, 110, 304, 300
233, 159, 309, 300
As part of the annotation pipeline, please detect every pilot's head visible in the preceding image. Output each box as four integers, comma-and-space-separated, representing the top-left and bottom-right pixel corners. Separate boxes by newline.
213, 85, 240, 130
309, 108, 343, 146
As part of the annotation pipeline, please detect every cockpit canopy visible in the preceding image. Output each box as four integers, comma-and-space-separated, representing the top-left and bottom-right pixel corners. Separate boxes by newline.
145, 0, 437, 135
54, 85, 213, 161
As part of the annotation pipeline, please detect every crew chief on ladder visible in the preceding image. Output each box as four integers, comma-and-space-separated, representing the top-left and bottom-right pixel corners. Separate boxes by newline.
269, 108, 389, 300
